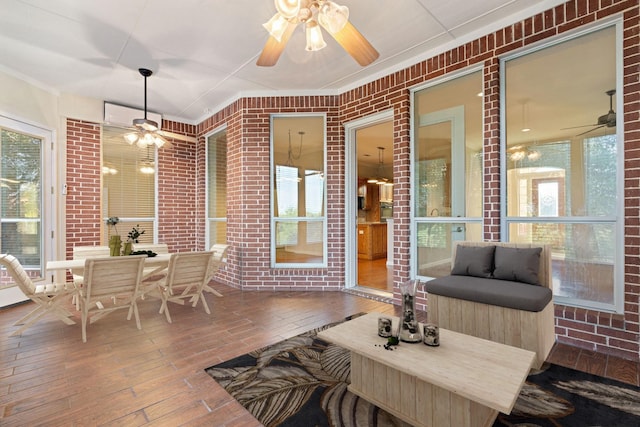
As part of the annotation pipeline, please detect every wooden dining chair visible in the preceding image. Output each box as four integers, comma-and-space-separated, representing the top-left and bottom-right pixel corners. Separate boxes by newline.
0, 254, 76, 337
78, 255, 146, 342
156, 251, 215, 323
132, 243, 170, 280
205, 244, 229, 296
72, 246, 111, 286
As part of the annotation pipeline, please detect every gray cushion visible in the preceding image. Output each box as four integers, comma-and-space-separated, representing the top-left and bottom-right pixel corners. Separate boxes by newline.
425, 275, 552, 312
451, 245, 495, 278
493, 246, 542, 285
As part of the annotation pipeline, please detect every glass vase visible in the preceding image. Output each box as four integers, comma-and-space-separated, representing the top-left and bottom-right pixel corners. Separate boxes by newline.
399, 280, 422, 343
109, 235, 122, 256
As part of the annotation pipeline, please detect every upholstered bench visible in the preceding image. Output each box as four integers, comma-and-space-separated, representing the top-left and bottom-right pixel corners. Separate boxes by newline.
425, 241, 556, 369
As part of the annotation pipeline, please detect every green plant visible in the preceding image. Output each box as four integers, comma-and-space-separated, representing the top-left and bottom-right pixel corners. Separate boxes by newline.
127, 224, 145, 243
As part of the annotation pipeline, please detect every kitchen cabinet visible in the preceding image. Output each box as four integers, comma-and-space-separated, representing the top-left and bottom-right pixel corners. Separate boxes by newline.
358, 223, 387, 260
358, 183, 377, 211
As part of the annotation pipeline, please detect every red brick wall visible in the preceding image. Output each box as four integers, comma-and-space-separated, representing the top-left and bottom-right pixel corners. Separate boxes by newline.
65, 119, 102, 261
191, 0, 640, 359
63, 0, 639, 360
156, 119, 199, 253
199, 97, 344, 290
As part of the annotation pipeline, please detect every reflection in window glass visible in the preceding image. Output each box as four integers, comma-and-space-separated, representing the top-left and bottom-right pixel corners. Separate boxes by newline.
537, 182, 558, 217
412, 70, 483, 279
508, 222, 615, 306
504, 24, 619, 311
271, 116, 326, 266
207, 129, 227, 246
416, 222, 483, 277
275, 165, 299, 217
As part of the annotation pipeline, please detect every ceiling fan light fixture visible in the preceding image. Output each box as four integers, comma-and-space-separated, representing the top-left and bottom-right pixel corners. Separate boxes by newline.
123, 68, 167, 149
136, 132, 155, 149
124, 132, 139, 145
152, 134, 167, 148
257, 0, 378, 67
263, 13, 289, 41
274, 0, 300, 19
305, 20, 326, 51
133, 117, 159, 132
318, 1, 349, 34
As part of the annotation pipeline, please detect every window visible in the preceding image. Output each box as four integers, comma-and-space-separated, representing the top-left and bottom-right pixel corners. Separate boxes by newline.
271, 115, 326, 266
207, 128, 227, 246
1, 128, 42, 269
412, 70, 484, 279
502, 24, 621, 312
102, 126, 155, 243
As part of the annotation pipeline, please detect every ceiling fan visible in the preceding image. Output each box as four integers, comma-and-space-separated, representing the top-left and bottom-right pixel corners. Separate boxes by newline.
562, 89, 616, 137
257, 0, 379, 67
123, 68, 196, 149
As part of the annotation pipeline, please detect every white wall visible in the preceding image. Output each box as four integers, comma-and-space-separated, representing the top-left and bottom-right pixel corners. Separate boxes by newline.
0, 70, 105, 303
0, 69, 103, 133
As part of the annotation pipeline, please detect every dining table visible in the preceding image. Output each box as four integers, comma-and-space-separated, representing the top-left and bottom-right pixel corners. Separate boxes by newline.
47, 253, 172, 280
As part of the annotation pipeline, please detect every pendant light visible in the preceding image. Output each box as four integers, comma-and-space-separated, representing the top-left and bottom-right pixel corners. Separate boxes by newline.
368, 146, 392, 185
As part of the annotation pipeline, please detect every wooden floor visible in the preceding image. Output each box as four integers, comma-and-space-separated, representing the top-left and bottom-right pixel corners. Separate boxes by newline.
1, 283, 638, 426
358, 257, 393, 292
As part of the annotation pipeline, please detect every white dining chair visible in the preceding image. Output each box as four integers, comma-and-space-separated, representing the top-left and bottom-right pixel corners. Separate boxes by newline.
72, 245, 110, 286
205, 244, 229, 296
78, 255, 146, 342
0, 254, 77, 337
156, 251, 215, 323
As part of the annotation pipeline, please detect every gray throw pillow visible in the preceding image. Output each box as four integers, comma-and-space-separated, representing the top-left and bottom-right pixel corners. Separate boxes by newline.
493, 246, 542, 285
451, 245, 495, 278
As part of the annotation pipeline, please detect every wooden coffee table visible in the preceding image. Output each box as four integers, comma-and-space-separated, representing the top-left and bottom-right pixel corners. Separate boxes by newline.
318, 312, 535, 427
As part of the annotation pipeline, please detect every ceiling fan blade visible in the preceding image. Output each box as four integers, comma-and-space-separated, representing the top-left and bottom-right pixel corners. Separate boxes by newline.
576, 125, 605, 137
159, 130, 196, 143
256, 22, 297, 67
560, 123, 599, 130
325, 21, 379, 66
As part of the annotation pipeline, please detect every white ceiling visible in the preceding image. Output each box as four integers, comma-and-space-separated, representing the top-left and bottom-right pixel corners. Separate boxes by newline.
0, 0, 567, 124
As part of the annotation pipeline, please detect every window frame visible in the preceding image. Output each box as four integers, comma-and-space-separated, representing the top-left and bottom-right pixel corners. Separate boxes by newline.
499, 19, 624, 313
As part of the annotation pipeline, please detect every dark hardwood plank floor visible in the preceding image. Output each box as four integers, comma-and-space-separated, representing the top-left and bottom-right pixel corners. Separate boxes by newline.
1, 283, 638, 426
358, 258, 393, 291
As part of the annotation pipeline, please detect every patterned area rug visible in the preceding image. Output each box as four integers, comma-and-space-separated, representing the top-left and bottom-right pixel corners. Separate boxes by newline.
205, 314, 640, 427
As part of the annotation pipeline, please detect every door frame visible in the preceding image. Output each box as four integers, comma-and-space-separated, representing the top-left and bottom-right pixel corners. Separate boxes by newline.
0, 114, 56, 307
344, 109, 393, 289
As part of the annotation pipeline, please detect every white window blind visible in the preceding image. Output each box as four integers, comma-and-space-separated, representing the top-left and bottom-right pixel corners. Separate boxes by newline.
0, 128, 42, 268
102, 126, 155, 243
